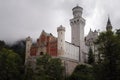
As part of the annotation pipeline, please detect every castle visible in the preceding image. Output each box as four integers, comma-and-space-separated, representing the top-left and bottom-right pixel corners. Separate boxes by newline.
25, 5, 113, 75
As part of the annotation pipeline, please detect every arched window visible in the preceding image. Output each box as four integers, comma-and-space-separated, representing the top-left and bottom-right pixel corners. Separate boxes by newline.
40, 52, 43, 55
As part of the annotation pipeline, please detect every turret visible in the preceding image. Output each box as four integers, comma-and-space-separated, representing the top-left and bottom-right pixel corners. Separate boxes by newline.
70, 5, 85, 47
106, 17, 112, 31
57, 25, 65, 57
25, 36, 32, 64
72, 5, 83, 18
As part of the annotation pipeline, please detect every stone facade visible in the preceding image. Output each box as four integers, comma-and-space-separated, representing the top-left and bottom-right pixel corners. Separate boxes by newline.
64, 42, 79, 61
63, 59, 79, 76
85, 29, 98, 62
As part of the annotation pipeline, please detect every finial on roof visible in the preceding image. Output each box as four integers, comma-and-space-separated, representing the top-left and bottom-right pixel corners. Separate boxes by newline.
90, 28, 92, 31
107, 14, 111, 25
108, 16, 111, 24
42, 30, 45, 32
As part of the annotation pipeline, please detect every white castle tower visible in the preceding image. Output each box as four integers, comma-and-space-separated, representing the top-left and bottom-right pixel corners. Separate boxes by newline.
57, 25, 65, 57
25, 36, 32, 64
70, 5, 85, 47
70, 5, 86, 62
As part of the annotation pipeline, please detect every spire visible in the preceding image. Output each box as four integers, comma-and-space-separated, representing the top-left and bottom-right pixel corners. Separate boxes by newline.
106, 17, 112, 31
76, 4, 79, 6
90, 28, 91, 31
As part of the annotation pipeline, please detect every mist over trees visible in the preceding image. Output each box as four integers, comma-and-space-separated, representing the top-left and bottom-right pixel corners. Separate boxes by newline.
0, 40, 65, 80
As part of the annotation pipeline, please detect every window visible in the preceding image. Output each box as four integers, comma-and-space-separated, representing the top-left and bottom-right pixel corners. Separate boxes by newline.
40, 52, 43, 55
71, 22, 73, 24
74, 21, 76, 23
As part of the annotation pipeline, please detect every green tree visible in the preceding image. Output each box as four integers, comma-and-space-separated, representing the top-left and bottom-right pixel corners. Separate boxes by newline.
10, 39, 26, 64
0, 48, 22, 80
94, 30, 120, 80
116, 29, 120, 38
0, 40, 5, 50
69, 64, 94, 80
34, 54, 64, 80
88, 47, 95, 65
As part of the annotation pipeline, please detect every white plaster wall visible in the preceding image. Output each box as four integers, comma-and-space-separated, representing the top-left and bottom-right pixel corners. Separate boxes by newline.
63, 42, 79, 61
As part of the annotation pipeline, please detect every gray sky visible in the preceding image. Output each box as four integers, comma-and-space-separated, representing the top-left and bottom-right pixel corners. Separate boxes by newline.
0, 0, 120, 43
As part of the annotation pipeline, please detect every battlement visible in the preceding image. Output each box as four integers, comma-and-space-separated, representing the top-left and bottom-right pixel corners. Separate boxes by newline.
57, 25, 65, 32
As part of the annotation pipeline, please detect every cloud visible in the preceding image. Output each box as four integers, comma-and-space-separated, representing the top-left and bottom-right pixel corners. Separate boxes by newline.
0, 0, 120, 43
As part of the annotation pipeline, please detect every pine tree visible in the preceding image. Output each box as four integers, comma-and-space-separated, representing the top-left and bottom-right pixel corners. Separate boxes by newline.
94, 30, 120, 80
88, 47, 95, 65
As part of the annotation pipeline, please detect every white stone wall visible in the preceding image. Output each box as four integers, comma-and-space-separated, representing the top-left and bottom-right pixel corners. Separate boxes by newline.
61, 42, 80, 61
64, 60, 79, 75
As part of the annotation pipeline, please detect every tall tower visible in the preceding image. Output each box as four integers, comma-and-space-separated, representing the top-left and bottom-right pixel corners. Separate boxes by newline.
70, 5, 85, 62
70, 5, 85, 47
57, 25, 65, 57
106, 17, 112, 31
25, 36, 32, 64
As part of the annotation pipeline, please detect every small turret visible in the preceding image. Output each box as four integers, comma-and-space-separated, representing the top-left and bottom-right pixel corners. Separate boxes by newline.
57, 25, 65, 57
106, 17, 112, 31
25, 36, 32, 64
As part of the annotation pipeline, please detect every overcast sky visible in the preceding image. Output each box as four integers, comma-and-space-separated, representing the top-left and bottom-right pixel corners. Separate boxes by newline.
0, 0, 120, 43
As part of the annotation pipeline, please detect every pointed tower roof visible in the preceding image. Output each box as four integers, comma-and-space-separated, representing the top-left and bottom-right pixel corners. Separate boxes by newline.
88, 28, 93, 33
106, 17, 112, 31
